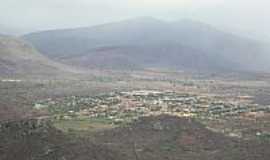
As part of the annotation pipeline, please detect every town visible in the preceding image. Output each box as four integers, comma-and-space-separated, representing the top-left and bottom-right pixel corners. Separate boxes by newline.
34, 90, 270, 125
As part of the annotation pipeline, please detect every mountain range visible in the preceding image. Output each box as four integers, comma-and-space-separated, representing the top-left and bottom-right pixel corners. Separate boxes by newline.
8, 17, 270, 72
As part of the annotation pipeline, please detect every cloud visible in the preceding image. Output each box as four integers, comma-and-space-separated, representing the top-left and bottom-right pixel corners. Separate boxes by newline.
127, 0, 224, 8
0, 0, 269, 40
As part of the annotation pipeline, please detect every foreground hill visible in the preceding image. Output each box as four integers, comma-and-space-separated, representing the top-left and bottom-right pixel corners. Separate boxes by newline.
23, 17, 270, 72
94, 115, 270, 160
0, 119, 123, 160
1, 115, 270, 160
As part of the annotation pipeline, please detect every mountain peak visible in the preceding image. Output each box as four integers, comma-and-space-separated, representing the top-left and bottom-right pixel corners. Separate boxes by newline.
128, 16, 163, 23
110, 16, 166, 27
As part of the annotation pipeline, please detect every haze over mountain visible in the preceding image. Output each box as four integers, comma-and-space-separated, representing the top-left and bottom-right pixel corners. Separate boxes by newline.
23, 17, 270, 72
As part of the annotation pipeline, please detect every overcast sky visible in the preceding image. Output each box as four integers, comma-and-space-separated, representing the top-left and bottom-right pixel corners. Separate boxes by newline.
0, 0, 269, 41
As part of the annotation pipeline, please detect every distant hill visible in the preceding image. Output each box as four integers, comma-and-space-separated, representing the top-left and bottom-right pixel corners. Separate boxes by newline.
23, 17, 270, 72
0, 35, 73, 76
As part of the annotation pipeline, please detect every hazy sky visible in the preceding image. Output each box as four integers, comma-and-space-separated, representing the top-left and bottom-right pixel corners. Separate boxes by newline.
0, 0, 269, 40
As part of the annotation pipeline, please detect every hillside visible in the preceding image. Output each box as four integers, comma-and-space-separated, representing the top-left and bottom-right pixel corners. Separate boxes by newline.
93, 115, 270, 160
1, 115, 270, 160
0, 36, 75, 76
23, 17, 270, 72
64, 44, 219, 70
0, 119, 123, 160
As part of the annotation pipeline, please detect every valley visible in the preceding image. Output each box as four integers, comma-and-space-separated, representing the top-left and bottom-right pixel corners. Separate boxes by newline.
1, 17, 270, 160
2, 68, 270, 159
